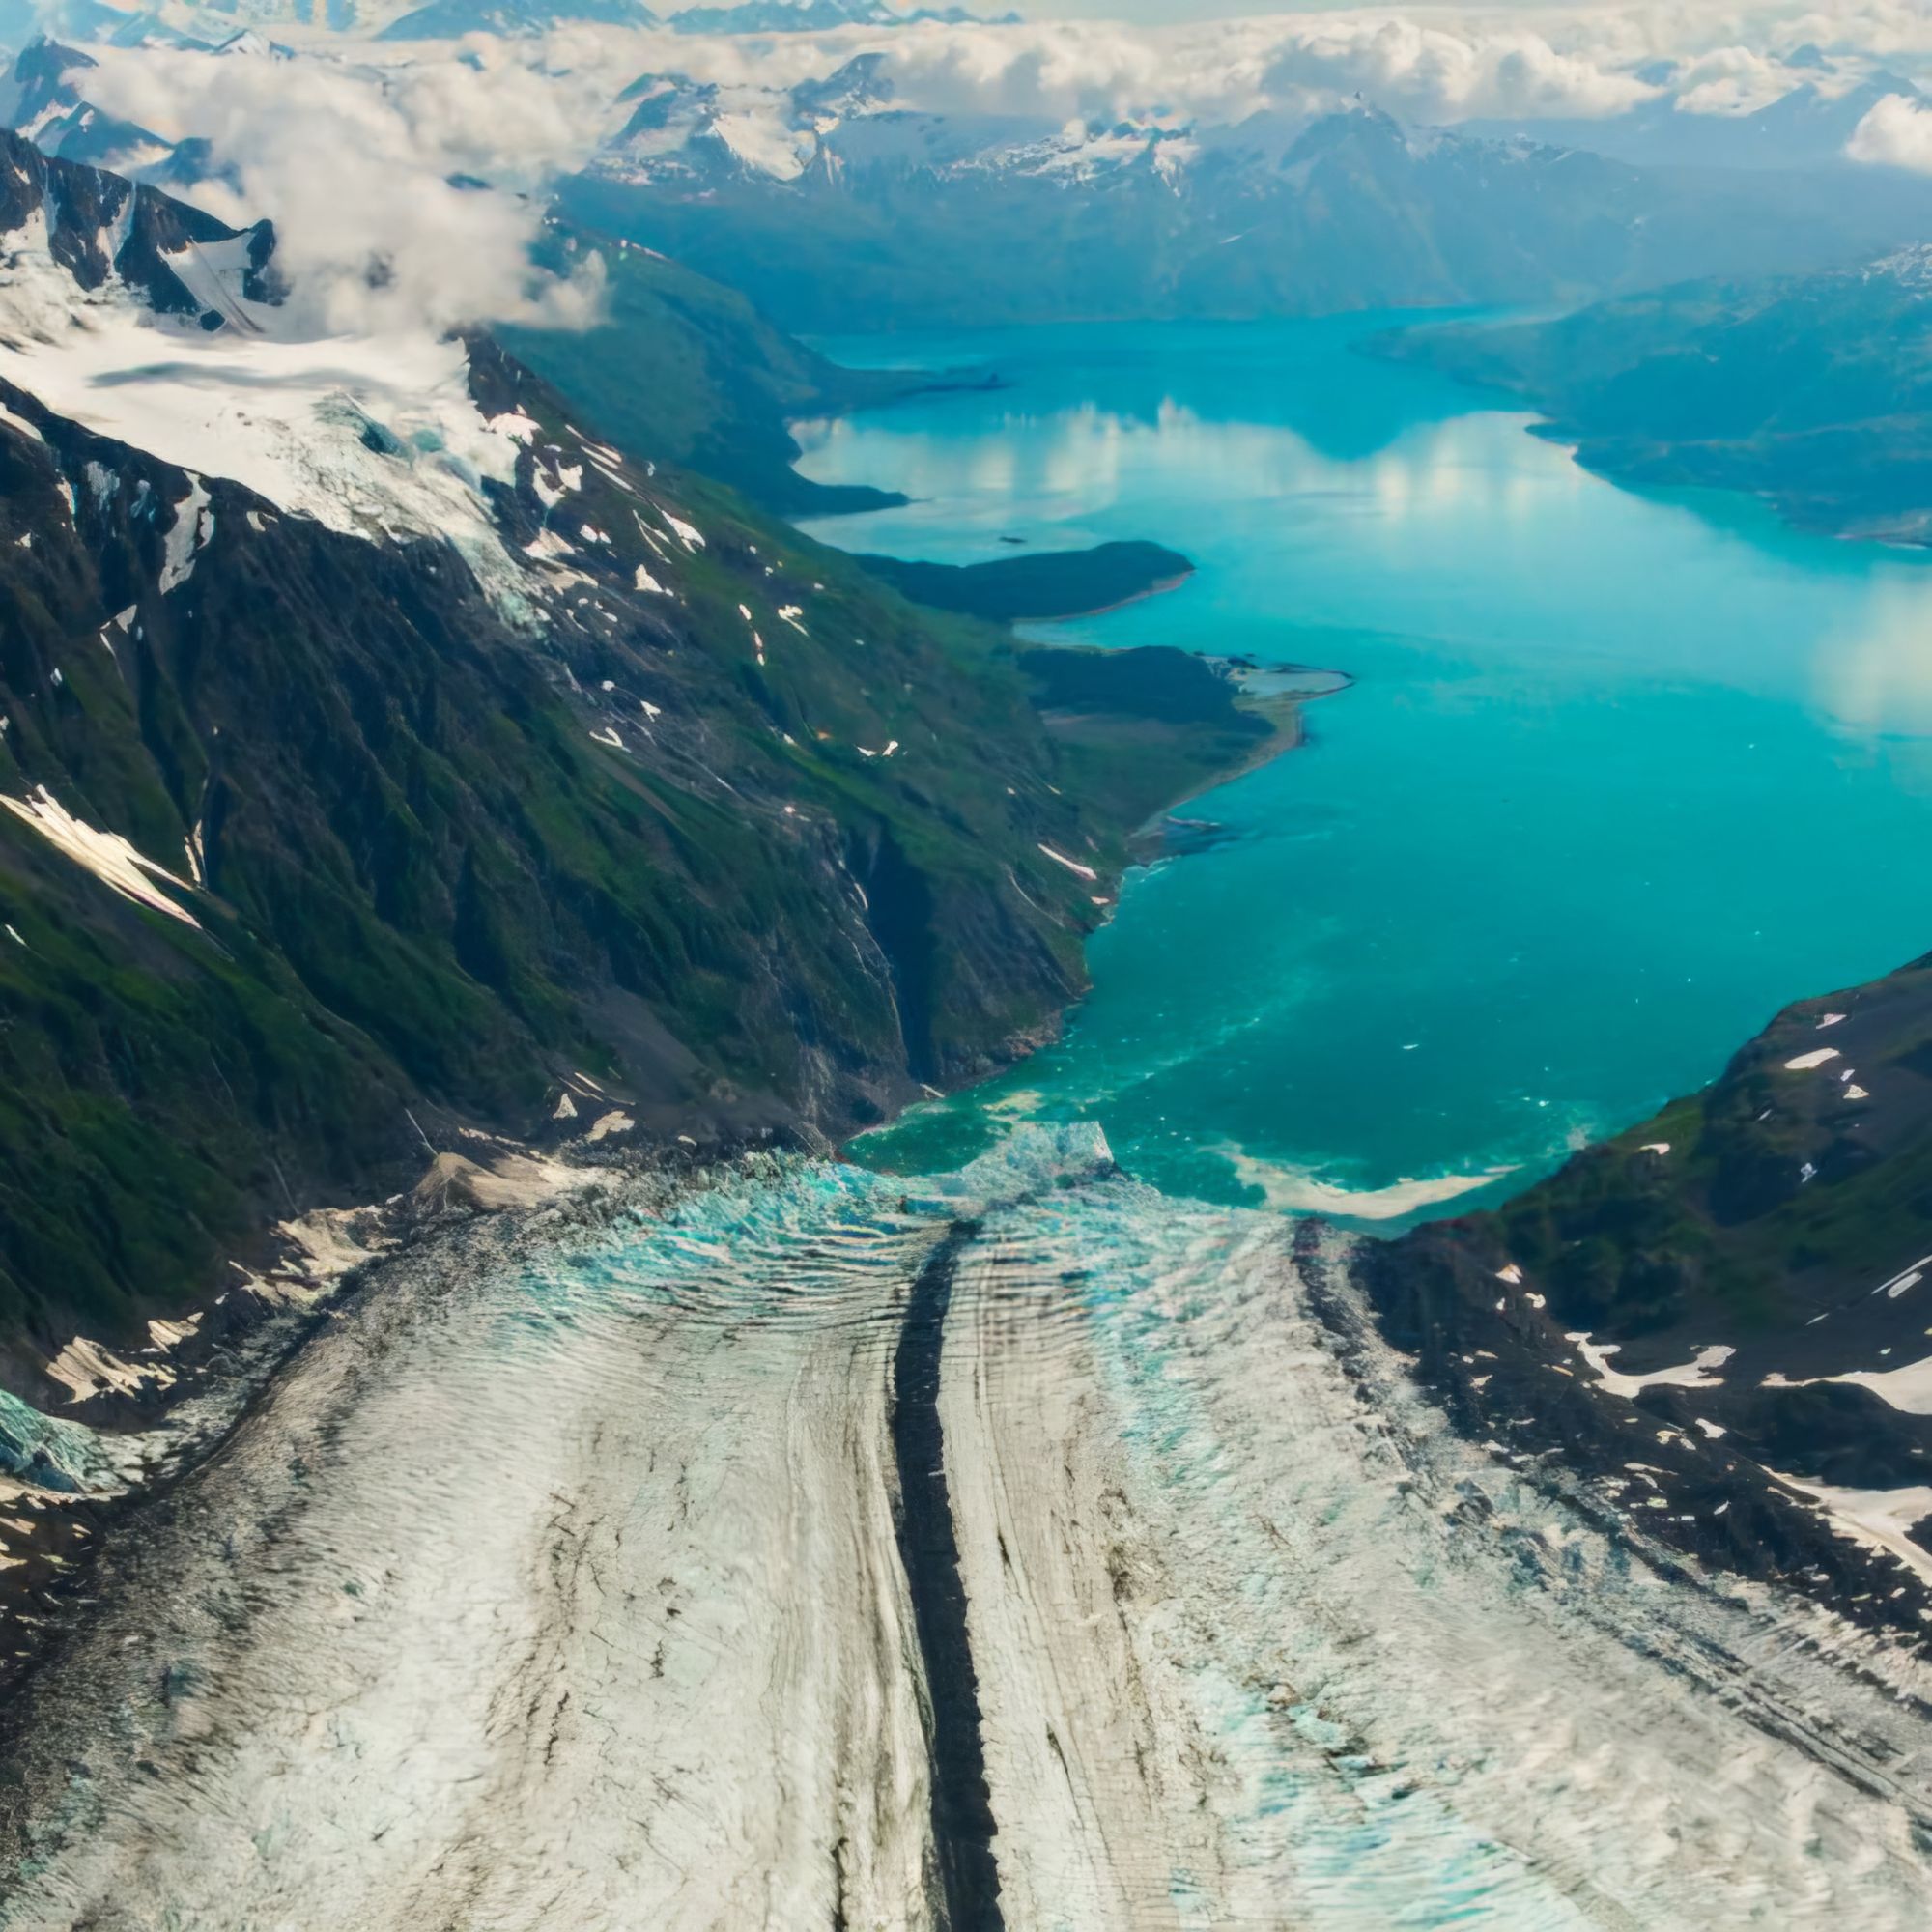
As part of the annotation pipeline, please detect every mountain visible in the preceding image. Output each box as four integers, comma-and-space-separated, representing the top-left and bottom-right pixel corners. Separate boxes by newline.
498, 218, 960, 515
1368, 248, 1932, 543
1355, 945, 1932, 1632
0, 0, 514, 39
0, 40, 171, 173
0, 46, 952, 516
1461, 69, 1923, 173
0, 127, 1283, 1404
563, 60, 1932, 333
377, 0, 655, 40
668, 0, 1010, 30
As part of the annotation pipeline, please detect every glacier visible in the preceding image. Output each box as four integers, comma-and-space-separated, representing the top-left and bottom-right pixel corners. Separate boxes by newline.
3, 1126, 1932, 1928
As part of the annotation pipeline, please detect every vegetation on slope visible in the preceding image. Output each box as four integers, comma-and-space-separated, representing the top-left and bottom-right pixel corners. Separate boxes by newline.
0, 340, 1282, 1391
501, 224, 971, 515
1370, 255, 1932, 543
1397, 955, 1932, 1343
854, 543, 1194, 623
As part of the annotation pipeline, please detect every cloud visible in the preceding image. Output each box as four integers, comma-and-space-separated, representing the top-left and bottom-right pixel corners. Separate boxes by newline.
551, 4, 1929, 130
77, 42, 611, 334
1256, 19, 1658, 122
1667, 44, 1811, 115
1849, 88, 1932, 166
781, 16, 1660, 126
579, 14, 1662, 127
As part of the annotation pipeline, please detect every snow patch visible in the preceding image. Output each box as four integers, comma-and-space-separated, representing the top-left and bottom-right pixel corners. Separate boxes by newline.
158, 476, 213, 593
0, 786, 200, 927
1037, 843, 1098, 882
1567, 1335, 1734, 1400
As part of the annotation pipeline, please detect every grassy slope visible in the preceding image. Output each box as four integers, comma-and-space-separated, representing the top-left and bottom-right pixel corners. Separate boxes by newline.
500, 227, 944, 515
1392, 955, 1932, 1346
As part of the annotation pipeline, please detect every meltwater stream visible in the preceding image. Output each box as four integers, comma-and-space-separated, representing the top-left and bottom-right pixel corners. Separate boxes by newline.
6, 1129, 1932, 1930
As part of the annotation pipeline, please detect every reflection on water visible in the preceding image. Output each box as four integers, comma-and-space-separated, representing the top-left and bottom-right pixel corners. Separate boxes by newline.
795, 400, 1583, 557
6, 1134, 1932, 1929
798, 318, 1932, 1221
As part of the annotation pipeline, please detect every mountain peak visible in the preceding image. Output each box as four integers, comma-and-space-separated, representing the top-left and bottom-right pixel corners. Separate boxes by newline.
0, 123, 272, 322
668, 0, 1009, 32
377, 0, 658, 40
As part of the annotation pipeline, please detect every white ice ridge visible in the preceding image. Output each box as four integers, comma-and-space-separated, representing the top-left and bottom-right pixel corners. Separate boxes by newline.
1815, 1351, 1932, 1415
158, 475, 213, 593
1218, 1141, 1518, 1219
0, 786, 200, 926
1874, 1256, 1932, 1299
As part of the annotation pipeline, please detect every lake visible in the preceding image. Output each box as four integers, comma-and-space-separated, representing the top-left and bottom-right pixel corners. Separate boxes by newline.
795, 315, 1932, 1224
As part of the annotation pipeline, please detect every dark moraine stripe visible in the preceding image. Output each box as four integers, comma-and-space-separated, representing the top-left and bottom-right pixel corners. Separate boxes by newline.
889, 1220, 1005, 1931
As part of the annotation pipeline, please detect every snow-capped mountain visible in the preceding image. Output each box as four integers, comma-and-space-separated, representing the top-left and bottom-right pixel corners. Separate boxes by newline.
1460, 63, 1923, 172
0, 0, 455, 44
0, 39, 168, 171
377, 0, 655, 42
604, 54, 1194, 190
0, 122, 566, 608
570, 56, 1932, 333
668, 0, 1009, 33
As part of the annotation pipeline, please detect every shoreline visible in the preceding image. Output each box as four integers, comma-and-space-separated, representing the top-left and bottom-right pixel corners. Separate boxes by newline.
0, 354, 1336, 1705
1047, 568, 1193, 622
0, 651, 1339, 1701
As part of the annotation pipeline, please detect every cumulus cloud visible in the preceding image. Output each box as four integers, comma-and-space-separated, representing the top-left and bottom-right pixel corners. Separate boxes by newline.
1849, 89, 1932, 167
1667, 44, 1809, 115
568, 2, 1932, 130
755, 15, 1658, 126
1257, 19, 1657, 122
78, 42, 612, 334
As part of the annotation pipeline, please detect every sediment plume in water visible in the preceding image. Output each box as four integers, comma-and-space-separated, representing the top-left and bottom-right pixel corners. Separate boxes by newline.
3, 1126, 1931, 1929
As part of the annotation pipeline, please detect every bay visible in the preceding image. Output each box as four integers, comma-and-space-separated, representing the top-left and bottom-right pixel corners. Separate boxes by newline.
796, 315, 1932, 1223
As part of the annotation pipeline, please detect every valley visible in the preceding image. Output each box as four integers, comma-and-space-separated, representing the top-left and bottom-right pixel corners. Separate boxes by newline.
7, 10, 1932, 1922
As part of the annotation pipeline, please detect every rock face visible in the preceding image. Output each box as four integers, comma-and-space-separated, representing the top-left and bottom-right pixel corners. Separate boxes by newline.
0, 128, 1197, 1385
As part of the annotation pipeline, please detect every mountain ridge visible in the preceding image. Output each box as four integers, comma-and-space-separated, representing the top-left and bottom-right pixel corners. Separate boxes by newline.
1367, 248, 1932, 544
566, 62, 1932, 332
0, 128, 1303, 1410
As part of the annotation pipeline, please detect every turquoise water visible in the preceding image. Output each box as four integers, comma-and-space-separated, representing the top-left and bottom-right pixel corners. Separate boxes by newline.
794, 316, 1932, 1224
